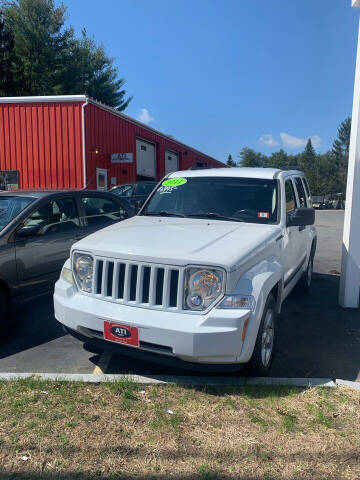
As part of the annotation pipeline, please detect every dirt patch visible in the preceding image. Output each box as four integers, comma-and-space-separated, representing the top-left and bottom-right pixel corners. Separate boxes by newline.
0, 379, 359, 479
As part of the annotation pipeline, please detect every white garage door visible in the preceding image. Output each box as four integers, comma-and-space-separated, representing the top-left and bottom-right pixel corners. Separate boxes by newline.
165, 150, 179, 175
136, 139, 156, 179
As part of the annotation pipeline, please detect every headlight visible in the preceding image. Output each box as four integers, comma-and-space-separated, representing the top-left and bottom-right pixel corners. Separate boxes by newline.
60, 266, 74, 285
184, 267, 224, 311
73, 253, 94, 292
217, 294, 255, 310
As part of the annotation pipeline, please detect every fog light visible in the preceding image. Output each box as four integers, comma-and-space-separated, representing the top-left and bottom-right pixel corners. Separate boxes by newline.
188, 293, 203, 307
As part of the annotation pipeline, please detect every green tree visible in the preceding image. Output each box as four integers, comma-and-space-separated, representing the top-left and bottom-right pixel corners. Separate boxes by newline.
2, 0, 71, 95
266, 149, 292, 169
226, 153, 237, 167
1, 0, 132, 109
0, 9, 18, 95
58, 29, 132, 110
332, 117, 351, 159
332, 117, 351, 194
238, 148, 267, 167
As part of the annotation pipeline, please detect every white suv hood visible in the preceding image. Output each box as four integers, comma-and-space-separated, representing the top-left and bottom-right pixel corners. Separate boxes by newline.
74, 216, 281, 271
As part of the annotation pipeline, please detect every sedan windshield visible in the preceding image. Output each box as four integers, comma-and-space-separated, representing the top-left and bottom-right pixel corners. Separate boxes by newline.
0, 196, 35, 232
142, 176, 278, 224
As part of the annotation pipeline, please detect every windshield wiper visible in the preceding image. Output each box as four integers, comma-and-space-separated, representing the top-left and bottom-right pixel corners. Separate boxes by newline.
143, 211, 187, 218
187, 212, 243, 222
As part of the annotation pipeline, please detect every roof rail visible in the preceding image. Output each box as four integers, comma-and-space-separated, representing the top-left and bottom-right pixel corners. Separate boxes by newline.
188, 166, 209, 170
281, 166, 303, 171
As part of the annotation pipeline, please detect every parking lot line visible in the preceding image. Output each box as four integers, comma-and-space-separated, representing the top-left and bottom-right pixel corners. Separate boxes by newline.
92, 351, 112, 375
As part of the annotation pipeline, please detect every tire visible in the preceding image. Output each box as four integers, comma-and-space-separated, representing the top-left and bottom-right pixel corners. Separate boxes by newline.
245, 294, 277, 376
298, 246, 315, 294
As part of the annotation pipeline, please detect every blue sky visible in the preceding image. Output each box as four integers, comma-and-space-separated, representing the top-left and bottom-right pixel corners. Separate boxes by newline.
66, 0, 359, 163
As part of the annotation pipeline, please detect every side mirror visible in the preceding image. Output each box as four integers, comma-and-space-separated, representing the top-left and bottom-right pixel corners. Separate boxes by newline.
17, 224, 41, 237
287, 207, 315, 227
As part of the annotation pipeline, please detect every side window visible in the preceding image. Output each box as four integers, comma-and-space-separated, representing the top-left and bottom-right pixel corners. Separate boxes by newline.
285, 180, 297, 213
135, 183, 155, 196
24, 198, 80, 235
81, 196, 128, 228
303, 177, 311, 198
294, 177, 307, 208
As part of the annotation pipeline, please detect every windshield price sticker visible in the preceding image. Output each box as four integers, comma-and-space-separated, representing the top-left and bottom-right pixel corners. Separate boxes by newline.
162, 178, 187, 187
258, 212, 270, 219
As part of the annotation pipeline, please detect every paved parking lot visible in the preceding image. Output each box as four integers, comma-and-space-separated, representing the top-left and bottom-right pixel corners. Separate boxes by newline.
1, 210, 359, 380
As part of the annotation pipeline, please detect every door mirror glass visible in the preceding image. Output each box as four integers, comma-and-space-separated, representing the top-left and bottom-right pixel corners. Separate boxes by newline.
17, 224, 41, 237
287, 207, 315, 227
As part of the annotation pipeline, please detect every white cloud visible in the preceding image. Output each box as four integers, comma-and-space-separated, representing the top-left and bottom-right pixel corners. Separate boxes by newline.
280, 132, 321, 150
136, 108, 154, 123
258, 134, 279, 147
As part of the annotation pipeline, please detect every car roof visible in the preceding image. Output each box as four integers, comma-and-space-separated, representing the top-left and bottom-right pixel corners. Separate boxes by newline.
113, 181, 157, 186
167, 167, 304, 180
0, 189, 115, 199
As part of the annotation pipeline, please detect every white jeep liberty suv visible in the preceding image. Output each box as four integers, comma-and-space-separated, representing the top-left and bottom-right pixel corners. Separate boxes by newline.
54, 168, 316, 375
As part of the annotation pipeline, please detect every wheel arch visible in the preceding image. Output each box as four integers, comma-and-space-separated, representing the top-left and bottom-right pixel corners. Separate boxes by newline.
232, 256, 283, 363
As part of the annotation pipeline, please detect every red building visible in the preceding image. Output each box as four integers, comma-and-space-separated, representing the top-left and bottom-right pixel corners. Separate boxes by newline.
0, 95, 224, 191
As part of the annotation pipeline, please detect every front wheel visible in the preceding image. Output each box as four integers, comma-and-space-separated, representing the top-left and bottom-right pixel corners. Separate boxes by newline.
245, 294, 277, 376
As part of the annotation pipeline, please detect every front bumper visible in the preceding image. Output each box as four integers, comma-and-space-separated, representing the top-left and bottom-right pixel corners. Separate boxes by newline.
54, 278, 251, 365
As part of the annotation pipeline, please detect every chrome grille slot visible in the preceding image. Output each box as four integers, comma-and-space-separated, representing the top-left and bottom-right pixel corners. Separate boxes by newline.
155, 268, 164, 305
129, 265, 138, 301
169, 270, 179, 307
92, 258, 183, 311
142, 266, 151, 303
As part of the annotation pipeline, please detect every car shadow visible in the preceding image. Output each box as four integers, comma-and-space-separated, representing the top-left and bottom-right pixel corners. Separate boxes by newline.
104, 273, 360, 381
0, 294, 66, 360
270, 272, 360, 381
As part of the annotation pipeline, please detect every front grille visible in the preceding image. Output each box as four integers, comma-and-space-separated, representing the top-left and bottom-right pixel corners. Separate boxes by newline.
92, 258, 184, 311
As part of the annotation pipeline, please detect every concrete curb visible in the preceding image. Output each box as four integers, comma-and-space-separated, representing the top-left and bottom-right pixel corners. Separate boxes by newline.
0, 373, 338, 387
336, 379, 360, 390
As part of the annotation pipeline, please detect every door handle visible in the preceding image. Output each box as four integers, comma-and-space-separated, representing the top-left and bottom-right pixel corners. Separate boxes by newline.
298, 226, 305, 232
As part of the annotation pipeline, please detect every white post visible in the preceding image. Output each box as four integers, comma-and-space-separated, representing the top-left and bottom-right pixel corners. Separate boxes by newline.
339, 2, 360, 307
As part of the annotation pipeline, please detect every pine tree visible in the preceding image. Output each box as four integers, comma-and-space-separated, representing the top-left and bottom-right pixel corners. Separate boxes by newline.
2, 0, 72, 95
58, 29, 132, 110
1, 0, 132, 109
299, 139, 320, 194
332, 117, 351, 159
0, 9, 17, 95
238, 148, 267, 167
332, 117, 351, 194
267, 149, 290, 169
226, 154, 237, 167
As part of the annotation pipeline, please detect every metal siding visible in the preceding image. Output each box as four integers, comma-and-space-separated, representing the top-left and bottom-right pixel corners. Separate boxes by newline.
0, 102, 84, 189
84, 103, 224, 189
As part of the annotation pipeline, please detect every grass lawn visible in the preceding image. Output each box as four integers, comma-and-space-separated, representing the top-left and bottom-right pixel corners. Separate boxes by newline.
0, 379, 359, 479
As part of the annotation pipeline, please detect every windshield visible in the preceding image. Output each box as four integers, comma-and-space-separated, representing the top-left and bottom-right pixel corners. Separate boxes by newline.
142, 176, 278, 224
0, 196, 35, 232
